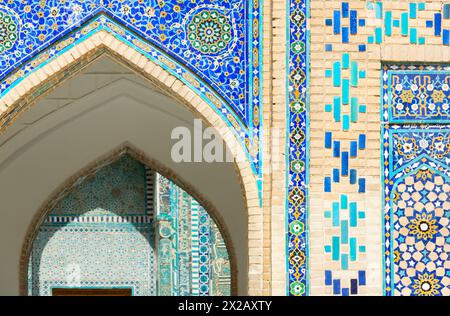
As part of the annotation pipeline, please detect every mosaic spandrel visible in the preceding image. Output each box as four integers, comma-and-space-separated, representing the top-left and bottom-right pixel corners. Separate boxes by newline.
0, 0, 252, 124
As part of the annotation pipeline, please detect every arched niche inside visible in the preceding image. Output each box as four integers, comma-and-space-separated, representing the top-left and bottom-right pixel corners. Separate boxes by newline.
0, 56, 249, 295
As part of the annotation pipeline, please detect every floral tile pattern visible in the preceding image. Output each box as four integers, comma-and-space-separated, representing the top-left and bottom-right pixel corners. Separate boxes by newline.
0, 0, 263, 178
383, 65, 450, 296
286, 0, 308, 296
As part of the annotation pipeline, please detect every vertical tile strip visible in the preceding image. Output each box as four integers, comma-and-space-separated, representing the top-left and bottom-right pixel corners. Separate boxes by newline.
198, 207, 211, 296
287, 0, 309, 295
145, 167, 155, 220
191, 200, 200, 296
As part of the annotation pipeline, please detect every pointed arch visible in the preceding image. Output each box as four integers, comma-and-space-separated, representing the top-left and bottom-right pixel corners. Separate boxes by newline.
0, 15, 260, 175
20, 143, 238, 296
0, 28, 263, 295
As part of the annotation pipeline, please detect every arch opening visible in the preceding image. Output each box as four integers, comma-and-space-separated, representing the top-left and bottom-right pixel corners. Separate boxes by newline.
0, 54, 261, 295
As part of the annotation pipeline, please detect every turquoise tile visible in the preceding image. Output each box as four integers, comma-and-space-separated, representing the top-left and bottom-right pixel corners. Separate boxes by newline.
410, 28, 417, 44
340, 195, 348, 209
410, 3, 417, 19
342, 115, 350, 131
341, 220, 349, 244
375, 27, 382, 43
333, 97, 341, 122
385, 11, 392, 36
350, 238, 357, 261
375, 2, 383, 19
350, 202, 357, 227
332, 202, 340, 227
333, 62, 341, 87
332, 236, 340, 261
342, 54, 350, 69
351, 61, 358, 86
342, 79, 350, 104
401, 12, 409, 36
351, 97, 358, 122
341, 254, 349, 270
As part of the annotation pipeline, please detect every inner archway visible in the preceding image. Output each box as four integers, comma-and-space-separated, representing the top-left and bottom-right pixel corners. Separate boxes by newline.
27, 152, 231, 296
0, 55, 257, 295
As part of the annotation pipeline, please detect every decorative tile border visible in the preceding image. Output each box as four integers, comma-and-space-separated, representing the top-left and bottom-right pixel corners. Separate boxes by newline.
0, 1, 258, 124
382, 64, 450, 123
286, 0, 309, 296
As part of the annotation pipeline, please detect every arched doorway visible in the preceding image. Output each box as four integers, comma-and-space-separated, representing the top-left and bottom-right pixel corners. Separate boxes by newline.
0, 54, 261, 295
26, 152, 231, 296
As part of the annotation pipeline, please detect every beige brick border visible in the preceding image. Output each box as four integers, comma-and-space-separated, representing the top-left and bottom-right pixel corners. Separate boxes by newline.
0, 30, 263, 296
265, 0, 288, 295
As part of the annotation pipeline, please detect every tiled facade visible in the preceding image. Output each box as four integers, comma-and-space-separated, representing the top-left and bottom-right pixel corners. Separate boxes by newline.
310, 1, 450, 296
2, 0, 450, 296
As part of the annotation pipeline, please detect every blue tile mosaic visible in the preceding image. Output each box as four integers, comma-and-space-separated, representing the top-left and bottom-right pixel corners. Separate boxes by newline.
324, 195, 366, 271
0, 1, 264, 183
324, 2, 366, 44
364, 2, 436, 45
383, 64, 450, 296
323, 133, 366, 193
324, 54, 366, 131
324, 270, 366, 296
0, 0, 260, 125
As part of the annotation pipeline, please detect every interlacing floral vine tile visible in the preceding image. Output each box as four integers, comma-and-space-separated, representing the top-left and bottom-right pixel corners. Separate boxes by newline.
383, 65, 450, 296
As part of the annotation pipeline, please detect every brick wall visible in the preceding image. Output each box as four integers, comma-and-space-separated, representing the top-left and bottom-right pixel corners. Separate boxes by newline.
309, 0, 450, 296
